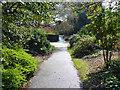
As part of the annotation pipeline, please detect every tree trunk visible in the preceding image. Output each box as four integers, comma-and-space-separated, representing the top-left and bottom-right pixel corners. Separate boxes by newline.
103, 50, 106, 63
109, 51, 112, 65
106, 50, 109, 69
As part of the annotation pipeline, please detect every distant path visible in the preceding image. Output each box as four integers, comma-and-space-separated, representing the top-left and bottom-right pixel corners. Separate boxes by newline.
29, 36, 82, 88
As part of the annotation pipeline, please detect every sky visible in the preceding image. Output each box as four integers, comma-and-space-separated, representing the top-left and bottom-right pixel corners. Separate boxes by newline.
44, 0, 119, 25
102, 0, 118, 11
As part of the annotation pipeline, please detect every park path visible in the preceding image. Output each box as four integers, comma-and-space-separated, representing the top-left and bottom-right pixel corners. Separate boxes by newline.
29, 35, 82, 88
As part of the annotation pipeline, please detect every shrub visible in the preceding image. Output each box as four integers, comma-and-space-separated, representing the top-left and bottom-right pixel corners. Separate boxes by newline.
77, 26, 91, 36
82, 50, 102, 59
2, 46, 38, 89
99, 59, 120, 89
69, 34, 80, 48
3, 26, 52, 56
25, 28, 52, 55
71, 35, 96, 58
83, 59, 120, 89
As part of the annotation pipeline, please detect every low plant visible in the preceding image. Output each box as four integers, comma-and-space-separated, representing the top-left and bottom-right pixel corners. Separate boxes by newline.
71, 35, 96, 58
82, 50, 102, 59
26, 27, 52, 55
45, 30, 57, 35
69, 34, 80, 48
2, 46, 38, 89
77, 26, 91, 36
103, 59, 120, 89
83, 59, 120, 89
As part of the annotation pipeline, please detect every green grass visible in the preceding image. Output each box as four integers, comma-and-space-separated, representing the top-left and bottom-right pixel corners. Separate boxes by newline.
37, 28, 57, 35
67, 46, 74, 57
73, 58, 90, 80
68, 47, 90, 80
45, 30, 57, 35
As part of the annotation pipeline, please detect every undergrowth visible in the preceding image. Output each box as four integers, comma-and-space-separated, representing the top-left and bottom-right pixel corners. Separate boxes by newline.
2, 46, 38, 89
83, 59, 120, 89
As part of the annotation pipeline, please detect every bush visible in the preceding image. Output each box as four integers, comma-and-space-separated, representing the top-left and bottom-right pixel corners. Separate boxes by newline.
25, 28, 52, 55
45, 30, 57, 35
77, 26, 91, 36
83, 59, 120, 89
2, 46, 38, 89
3, 26, 53, 56
82, 50, 102, 59
98, 59, 120, 89
71, 35, 96, 58
69, 34, 80, 48
103, 59, 120, 89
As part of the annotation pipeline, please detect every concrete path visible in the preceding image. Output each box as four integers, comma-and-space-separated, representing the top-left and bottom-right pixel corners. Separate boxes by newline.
29, 36, 82, 88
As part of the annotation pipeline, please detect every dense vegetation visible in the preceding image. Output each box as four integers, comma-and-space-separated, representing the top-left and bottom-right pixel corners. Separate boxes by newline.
1, 1, 120, 89
2, 2, 57, 89
83, 59, 120, 89
2, 46, 38, 89
69, 35, 98, 58
53, 12, 90, 36
24, 27, 53, 55
67, 1, 120, 89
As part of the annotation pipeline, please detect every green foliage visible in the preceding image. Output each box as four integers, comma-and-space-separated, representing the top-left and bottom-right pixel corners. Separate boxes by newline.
2, 68, 26, 89
26, 27, 52, 55
85, 3, 119, 68
73, 13, 91, 34
69, 34, 80, 48
87, 9, 119, 50
71, 35, 96, 58
1, 2, 57, 89
50, 45, 55, 51
77, 26, 91, 36
54, 12, 90, 36
45, 30, 57, 35
53, 21, 74, 36
0, 43, 2, 58
82, 50, 102, 59
2, 47, 38, 89
2, 2, 57, 28
3, 26, 53, 55
98, 59, 120, 89
83, 59, 120, 89
2, 2, 58, 52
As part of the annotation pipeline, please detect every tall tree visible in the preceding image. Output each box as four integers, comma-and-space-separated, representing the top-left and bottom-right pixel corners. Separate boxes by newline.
84, 2, 119, 68
2, 2, 58, 47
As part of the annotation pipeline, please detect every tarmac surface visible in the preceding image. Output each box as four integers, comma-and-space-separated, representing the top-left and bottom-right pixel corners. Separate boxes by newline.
29, 36, 82, 88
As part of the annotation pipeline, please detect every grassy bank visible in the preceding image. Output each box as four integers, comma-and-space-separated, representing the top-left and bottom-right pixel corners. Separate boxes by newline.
73, 58, 89, 81
68, 46, 120, 89
68, 48, 90, 81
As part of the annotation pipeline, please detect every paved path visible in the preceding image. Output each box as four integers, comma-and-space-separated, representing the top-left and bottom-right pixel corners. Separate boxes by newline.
29, 38, 82, 88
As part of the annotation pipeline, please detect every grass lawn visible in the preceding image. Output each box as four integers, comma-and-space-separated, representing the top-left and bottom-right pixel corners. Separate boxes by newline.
73, 58, 89, 81
68, 48, 90, 81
